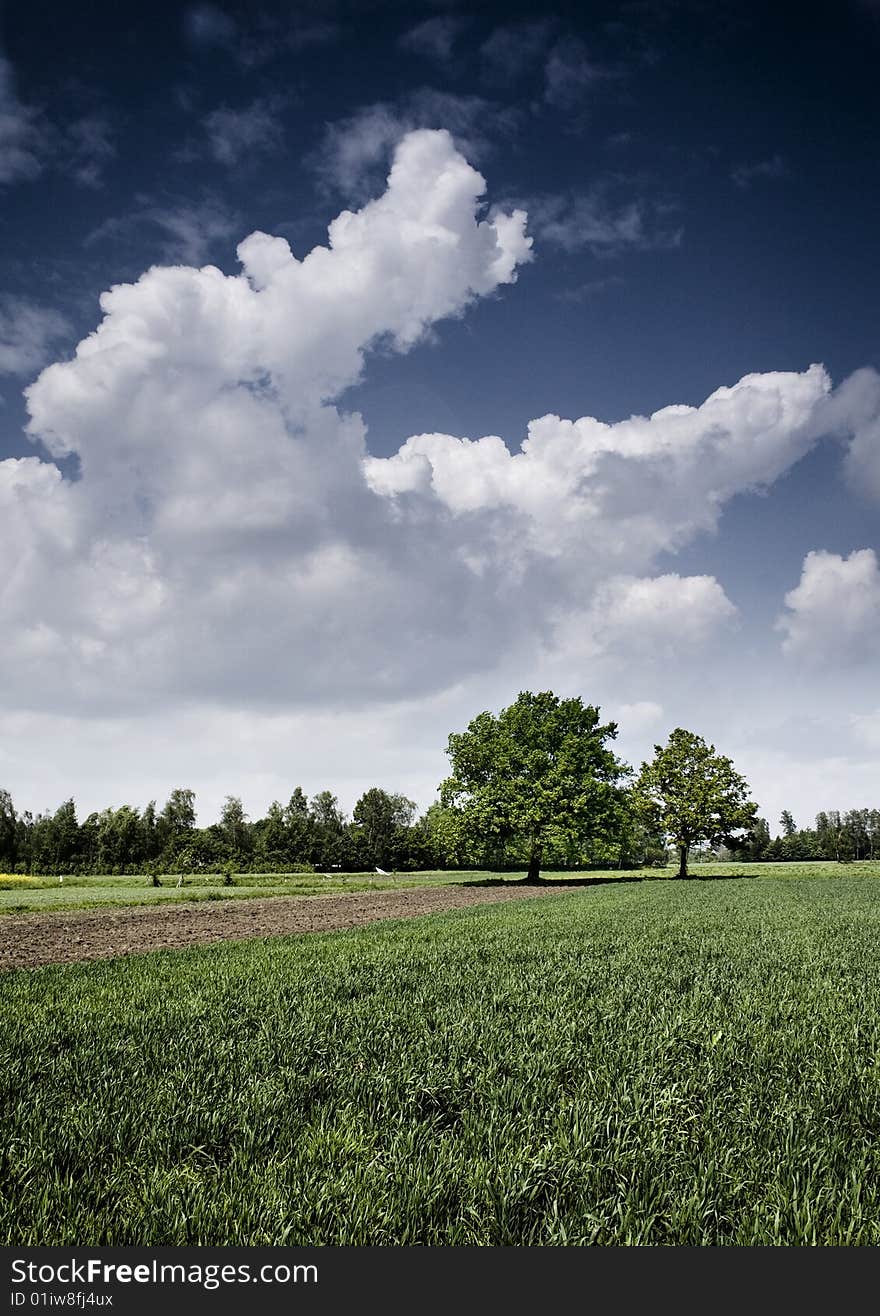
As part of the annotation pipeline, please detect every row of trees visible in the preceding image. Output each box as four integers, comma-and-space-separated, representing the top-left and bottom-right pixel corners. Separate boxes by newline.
2, 691, 875, 879
0, 786, 426, 876
742, 809, 880, 863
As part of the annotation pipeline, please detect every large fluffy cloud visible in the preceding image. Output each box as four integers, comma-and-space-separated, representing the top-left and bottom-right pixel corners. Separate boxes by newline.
9, 131, 533, 712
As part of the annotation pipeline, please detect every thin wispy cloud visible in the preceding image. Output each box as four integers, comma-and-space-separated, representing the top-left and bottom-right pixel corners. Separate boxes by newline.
0, 55, 48, 183
480, 21, 555, 81
399, 16, 470, 65
85, 195, 239, 266
0, 54, 115, 189
312, 103, 402, 200
313, 92, 521, 202
555, 273, 625, 303
731, 154, 789, 188
543, 38, 616, 109
148, 200, 241, 264
0, 296, 72, 378
63, 113, 117, 188
183, 3, 338, 68
521, 189, 682, 256
184, 3, 237, 49
202, 97, 286, 167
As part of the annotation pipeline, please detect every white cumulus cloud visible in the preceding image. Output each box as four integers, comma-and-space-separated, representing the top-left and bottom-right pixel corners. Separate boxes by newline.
365, 365, 832, 570
777, 549, 880, 663
582, 574, 737, 657
8, 131, 531, 714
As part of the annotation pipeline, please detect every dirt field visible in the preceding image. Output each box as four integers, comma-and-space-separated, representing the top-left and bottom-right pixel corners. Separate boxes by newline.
0, 882, 569, 971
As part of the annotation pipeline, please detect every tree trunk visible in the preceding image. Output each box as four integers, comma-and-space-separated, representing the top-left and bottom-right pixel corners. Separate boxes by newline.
525, 847, 543, 884
678, 844, 689, 880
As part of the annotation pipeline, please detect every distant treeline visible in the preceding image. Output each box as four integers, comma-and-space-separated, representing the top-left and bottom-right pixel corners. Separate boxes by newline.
0, 787, 876, 876
745, 810, 880, 863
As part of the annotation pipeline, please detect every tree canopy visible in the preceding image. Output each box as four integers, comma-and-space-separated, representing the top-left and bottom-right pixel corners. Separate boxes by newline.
440, 690, 629, 882
632, 728, 758, 878
352, 787, 416, 869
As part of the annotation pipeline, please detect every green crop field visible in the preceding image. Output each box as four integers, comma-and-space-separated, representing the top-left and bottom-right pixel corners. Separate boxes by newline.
2, 859, 878, 914
4, 873, 880, 1245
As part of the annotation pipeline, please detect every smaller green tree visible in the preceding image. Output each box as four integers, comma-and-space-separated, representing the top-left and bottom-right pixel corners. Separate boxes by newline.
633, 728, 758, 879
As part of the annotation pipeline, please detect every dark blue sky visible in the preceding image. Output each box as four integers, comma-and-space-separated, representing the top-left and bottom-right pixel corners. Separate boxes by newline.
1, 0, 878, 824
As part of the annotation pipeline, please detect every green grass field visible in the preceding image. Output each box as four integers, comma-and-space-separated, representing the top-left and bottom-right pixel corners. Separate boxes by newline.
2, 859, 878, 914
4, 873, 880, 1244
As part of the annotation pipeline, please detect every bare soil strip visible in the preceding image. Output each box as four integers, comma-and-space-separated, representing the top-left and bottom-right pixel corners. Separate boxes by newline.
0, 883, 569, 971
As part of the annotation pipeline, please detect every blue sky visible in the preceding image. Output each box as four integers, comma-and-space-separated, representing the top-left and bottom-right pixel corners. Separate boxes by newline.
1, 0, 879, 832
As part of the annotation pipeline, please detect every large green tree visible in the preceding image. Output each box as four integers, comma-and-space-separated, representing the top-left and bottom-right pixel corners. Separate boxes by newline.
440, 690, 629, 883
633, 728, 758, 879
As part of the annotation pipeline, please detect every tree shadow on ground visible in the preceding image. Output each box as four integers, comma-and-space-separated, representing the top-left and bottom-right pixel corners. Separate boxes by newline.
461, 870, 758, 888
684, 870, 758, 881
461, 875, 644, 889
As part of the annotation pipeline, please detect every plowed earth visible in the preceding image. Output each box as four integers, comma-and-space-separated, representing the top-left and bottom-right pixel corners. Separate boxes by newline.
1, 883, 567, 971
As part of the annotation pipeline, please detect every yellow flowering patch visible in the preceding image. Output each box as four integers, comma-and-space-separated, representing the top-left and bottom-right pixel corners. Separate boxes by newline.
0, 874, 39, 885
